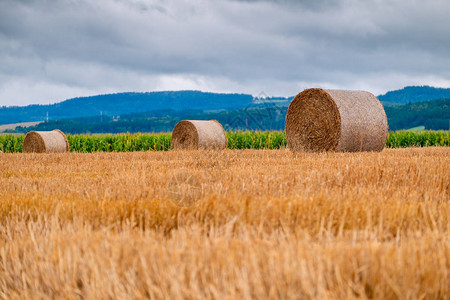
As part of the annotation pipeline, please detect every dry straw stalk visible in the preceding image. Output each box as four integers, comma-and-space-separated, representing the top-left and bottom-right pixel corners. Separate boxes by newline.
0, 148, 448, 299
286, 88, 388, 152
171, 120, 227, 150
22, 129, 70, 153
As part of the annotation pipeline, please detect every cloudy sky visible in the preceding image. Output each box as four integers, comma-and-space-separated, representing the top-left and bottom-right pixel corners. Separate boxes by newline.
1, 0, 450, 106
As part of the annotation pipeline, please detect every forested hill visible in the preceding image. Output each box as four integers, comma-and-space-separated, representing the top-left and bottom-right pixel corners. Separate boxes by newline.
384, 99, 449, 130
8, 98, 449, 134
1, 86, 449, 127
378, 86, 450, 104
0, 91, 253, 125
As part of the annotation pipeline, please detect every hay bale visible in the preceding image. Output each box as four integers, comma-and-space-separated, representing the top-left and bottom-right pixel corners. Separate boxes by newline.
23, 130, 70, 153
172, 120, 227, 150
285, 88, 388, 152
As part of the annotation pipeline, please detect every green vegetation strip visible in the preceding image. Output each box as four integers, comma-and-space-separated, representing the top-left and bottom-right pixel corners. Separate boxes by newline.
0, 131, 449, 153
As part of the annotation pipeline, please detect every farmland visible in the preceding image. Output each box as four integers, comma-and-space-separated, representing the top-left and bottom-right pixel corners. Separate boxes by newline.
0, 130, 449, 153
0, 147, 449, 299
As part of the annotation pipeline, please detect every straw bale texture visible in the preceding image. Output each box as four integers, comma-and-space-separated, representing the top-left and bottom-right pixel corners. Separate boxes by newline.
23, 130, 70, 153
172, 120, 227, 150
286, 88, 388, 152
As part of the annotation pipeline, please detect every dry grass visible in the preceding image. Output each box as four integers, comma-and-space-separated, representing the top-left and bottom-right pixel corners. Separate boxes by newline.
0, 148, 449, 299
0, 121, 43, 133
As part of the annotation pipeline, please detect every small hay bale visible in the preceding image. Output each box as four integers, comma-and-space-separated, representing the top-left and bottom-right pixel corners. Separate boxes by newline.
172, 120, 227, 150
285, 88, 388, 152
23, 130, 70, 153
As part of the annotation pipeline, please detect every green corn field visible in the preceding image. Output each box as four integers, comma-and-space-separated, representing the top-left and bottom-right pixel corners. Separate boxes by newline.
68, 133, 172, 153
226, 131, 287, 150
0, 134, 24, 153
0, 130, 448, 153
386, 130, 450, 148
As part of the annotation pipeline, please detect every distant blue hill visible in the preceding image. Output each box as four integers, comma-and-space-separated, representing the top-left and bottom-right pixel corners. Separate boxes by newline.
378, 85, 450, 104
8, 98, 448, 134
1, 86, 449, 126
0, 91, 253, 125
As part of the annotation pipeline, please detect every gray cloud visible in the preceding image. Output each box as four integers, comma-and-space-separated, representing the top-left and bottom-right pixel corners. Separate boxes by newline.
1, 0, 450, 106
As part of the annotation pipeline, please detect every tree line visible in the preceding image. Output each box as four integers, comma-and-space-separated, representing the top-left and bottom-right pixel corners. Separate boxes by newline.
6, 99, 449, 134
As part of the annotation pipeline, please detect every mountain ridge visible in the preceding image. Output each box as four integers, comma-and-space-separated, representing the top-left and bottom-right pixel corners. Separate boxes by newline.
0, 90, 253, 125
378, 85, 450, 104
6, 98, 449, 133
1, 86, 449, 126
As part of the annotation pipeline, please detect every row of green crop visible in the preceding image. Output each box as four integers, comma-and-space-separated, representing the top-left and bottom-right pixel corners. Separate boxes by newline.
386, 130, 450, 148
67, 133, 172, 153
0, 135, 24, 153
0, 130, 448, 153
227, 131, 286, 150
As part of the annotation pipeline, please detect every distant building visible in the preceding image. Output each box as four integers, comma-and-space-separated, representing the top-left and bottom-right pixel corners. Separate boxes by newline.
252, 91, 269, 103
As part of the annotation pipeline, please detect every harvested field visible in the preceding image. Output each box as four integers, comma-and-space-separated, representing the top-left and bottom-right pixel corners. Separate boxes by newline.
0, 148, 449, 299
0, 121, 43, 132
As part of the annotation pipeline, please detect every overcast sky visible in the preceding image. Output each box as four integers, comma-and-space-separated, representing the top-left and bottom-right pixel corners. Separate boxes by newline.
1, 0, 450, 106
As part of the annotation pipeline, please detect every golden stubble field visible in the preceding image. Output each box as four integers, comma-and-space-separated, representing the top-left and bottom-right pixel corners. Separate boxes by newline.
0, 148, 449, 299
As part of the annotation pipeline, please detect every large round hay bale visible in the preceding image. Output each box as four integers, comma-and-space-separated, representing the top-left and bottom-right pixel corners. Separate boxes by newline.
172, 120, 227, 150
286, 88, 388, 152
23, 130, 70, 153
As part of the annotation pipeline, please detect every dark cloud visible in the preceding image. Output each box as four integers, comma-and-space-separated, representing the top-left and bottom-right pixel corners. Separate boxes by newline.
0, 0, 449, 106
229, 0, 340, 9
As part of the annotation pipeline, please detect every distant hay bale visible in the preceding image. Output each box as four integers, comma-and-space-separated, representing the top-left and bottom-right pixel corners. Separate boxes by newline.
286, 88, 388, 152
172, 120, 227, 150
23, 130, 70, 153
